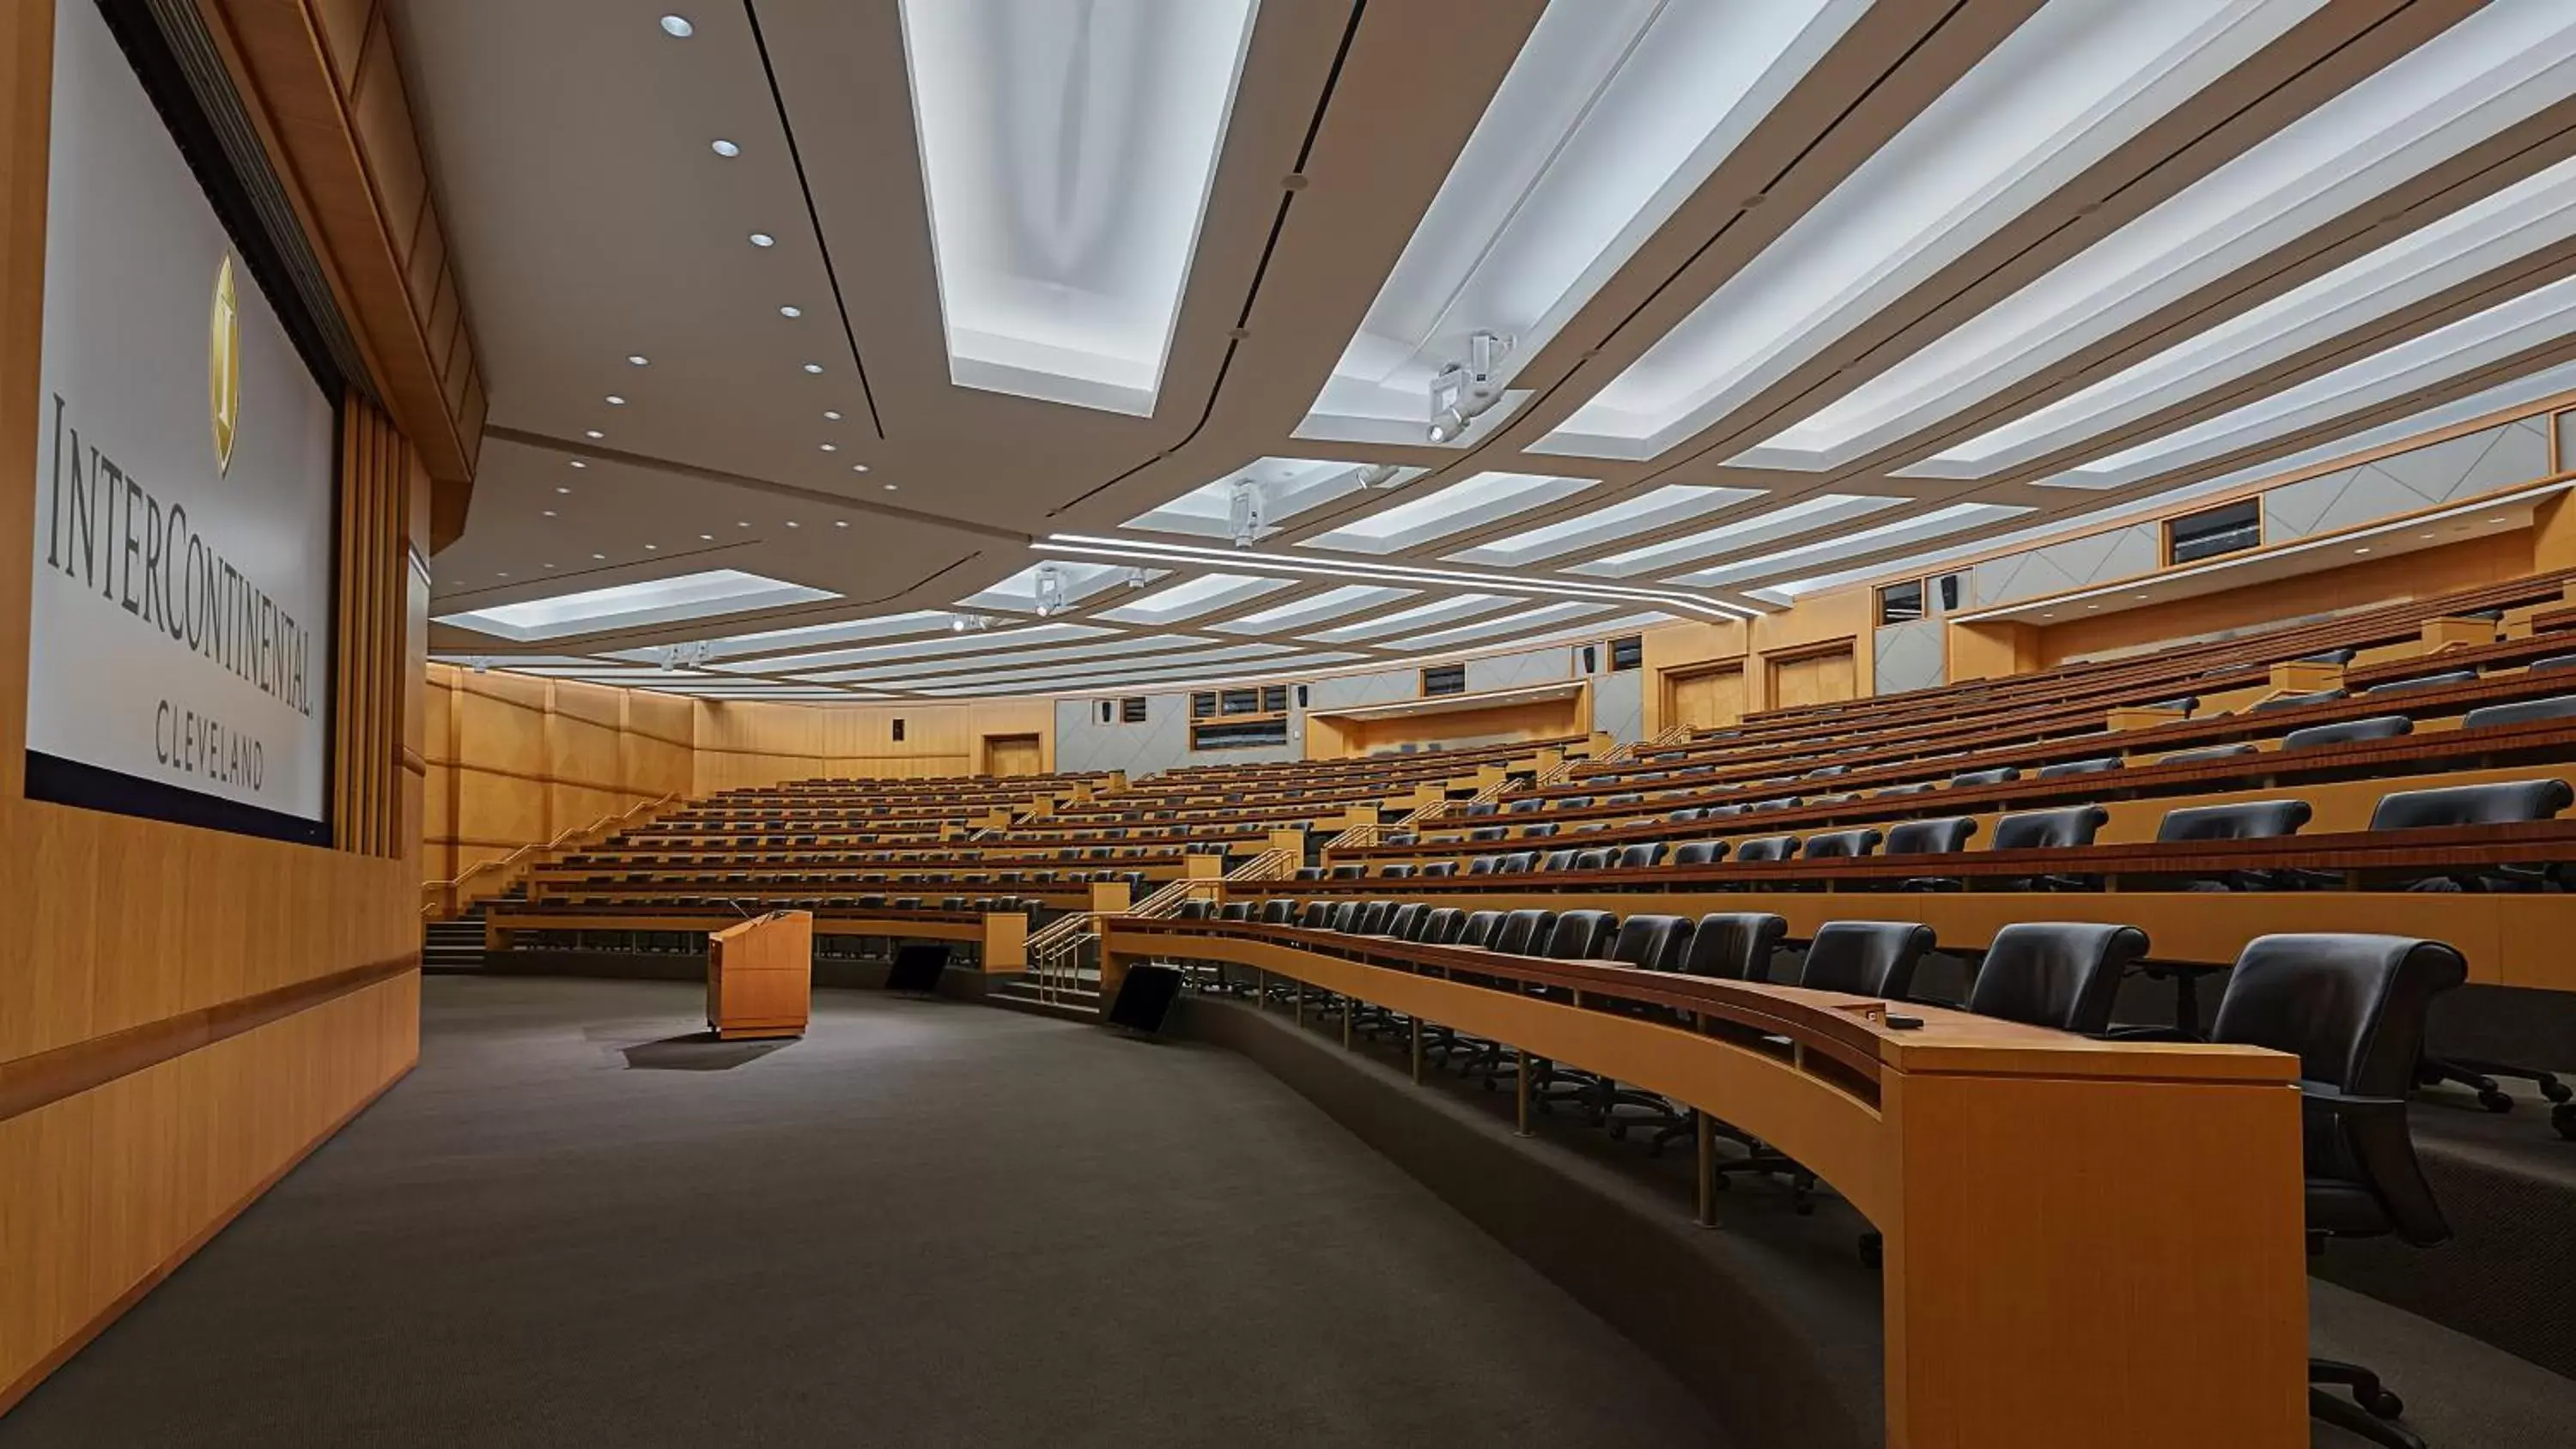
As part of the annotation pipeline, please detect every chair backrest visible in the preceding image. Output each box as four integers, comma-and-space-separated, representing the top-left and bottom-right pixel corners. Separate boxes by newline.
1416, 906, 1467, 945
1965, 923, 2148, 1034
2281, 714, 2411, 752
2363, 670, 2476, 695
1468, 826, 1508, 841
2530, 652, 2576, 675
1462, 801, 1498, 817
1327, 900, 1365, 933
2299, 647, 2359, 667
1507, 798, 1546, 814
1557, 796, 1594, 810
1990, 804, 2109, 852
1735, 834, 1799, 863
2037, 755, 2123, 779
1466, 855, 1501, 876
1876, 780, 1936, 796
1492, 908, 1558, 956
1569, 847, 1612, 870
2159, 742, 2260, 766
1608, 914, 1694, 973
1262, 900, 1299, 925
1667, 808, 1706, 823
1603, 794, 1642, 807
1801, 921, 1936, 997
2209, 934, 2467, 1246
1671, 840, 1727, 867
1329, 864, 1366, 880
1218, 901, 1251, 921
1495, 851, 1539, 874
1385, 903, 1425, 940
2463, 694, 2576, 731
1884, 816, 1977, 856
1539, 848, 1581, 871
1455, 910, 1505, 949
1174, 898, 1211, 920
1419, 860, 1457, 877
1296, 865, 1326, 881
2369, 778, 2573, 829
1801, 827, 1881, 859
2251, 688, 2344, 712
2154, 797, 2312, 842
1684, 912, 1786, 980
1949, 767, 2019, 788
1521, 822, 1560, 839
1380, 864, 1419, 879
1704, 802, 1747, 818
1546, 910, 1618, 960
1615, 842, 1665, 869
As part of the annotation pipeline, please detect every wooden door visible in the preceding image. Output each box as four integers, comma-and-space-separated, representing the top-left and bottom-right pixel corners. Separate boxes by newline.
1665, 665, 1747, 731
1768, 646, 1856, 710
983, 733, 1042, 777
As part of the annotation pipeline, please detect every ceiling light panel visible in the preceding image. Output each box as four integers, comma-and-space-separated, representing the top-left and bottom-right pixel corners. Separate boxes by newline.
1300, 471, 1595, 554
599, 610, 956, 664
1915, 153, 2576, 476
2041, 272, 2576, 489
897, 0, 1259, 415
1672, 502, 2032, 586
711, 621, 1114, 675
1382, 601, 1614, 653
1444, 484, 1761, 567
841, 641, 1306, 691
908, 649, 1370, 696
1761, 6, 2576, 473
1294, 0, 1862, 446
1208, 585, 1418, 635
1097, 572, 1290, 625
958, 561, 1147, 615
1303, 593, 1519, 644
794, 632, 1225, 684
1572, 493, 1902, 578
433, 570, 839, 642
1123, 457, 1425, 538
1536, 0, 2326, 462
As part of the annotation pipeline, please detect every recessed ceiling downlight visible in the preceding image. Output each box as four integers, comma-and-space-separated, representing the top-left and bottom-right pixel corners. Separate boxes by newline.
710, 139, 740, 158
659, 15, 694, 39
749, 233, 776, 248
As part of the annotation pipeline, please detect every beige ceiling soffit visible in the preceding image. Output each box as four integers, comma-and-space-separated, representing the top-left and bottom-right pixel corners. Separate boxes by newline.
196, 0, 485, 549
483, 426, 1030, 543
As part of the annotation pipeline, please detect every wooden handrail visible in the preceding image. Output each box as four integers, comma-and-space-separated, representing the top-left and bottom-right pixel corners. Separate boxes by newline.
422, 791, 680, 920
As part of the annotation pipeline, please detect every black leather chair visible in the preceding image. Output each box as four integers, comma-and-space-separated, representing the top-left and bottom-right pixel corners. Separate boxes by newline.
1466, 855, 1501, 876
1965, 923, 2146, 1034
1468, 826, 1508, 842
2037, 755, 2123, 779
1521, 822, 1560, 839
1685, 912, 1787, 981
1174, 898, 1211, 920
1558, 915, 1698, 1126
2366, 779, 2573, 1113
1419, 861, 1457, 877
1801, 921, 1935, 998
1991, 804, 2108, 851
2281, 714, 2411, 752
1383, 903, 1425, 939
2362, 670, 2476, 696
2252, 688, 2345, 712
1327, 900, 1366, 934
2530, 652, 2576, 675
1491, 909, 1557, 957
1329, 864, 1366, 880
1802, 827, 1881, 859
1380, 864, 1419, 880
1260, 900, 1297, 925
1494, 852, 1540, 875
1667, 807, 1707, 824
1217, 901, 1251, 922
1455, 911, 1504, 949
1735, 834, 1798, 864
1539, 848, 1580, 872
2461, 693, 2576, 730
1875, 780, 1936, 796
1884, 817, 1976, 856
1415, 907, 1467, 946
1948, 766, 2019, 788
2157, 798, 2313, 841
1615, 842, 1665, 869
1671, 840, 1727, 866
1545, 910, 1617, 961
2210, 933, 2466, 1449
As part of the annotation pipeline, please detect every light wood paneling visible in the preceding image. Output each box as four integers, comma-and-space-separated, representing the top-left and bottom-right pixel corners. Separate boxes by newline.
1664, 664, 1747, 732
1768, 643, 1858, 711
1, 3, 424, 1409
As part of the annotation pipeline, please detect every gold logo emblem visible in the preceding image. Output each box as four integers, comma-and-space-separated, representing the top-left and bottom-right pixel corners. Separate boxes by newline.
210, 254, 240, 475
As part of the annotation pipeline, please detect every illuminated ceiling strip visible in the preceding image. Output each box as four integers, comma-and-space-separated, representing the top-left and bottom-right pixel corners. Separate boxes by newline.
1571, 493, 1899, 578
848, 643, 1309, 692
2044, 271, 2576, 490
788, 632, 1242, 684
898, 0, 1258, 415
907, 650, 1370, 697
1036, 534, 1760, 619
1295, 0, 1863, 446
1535, 0, 2324, 461
1445, 484, 1761, 567
1752, 4, 2576, 471
433, 569, 839, 642
1305, 593, 1517, 644
1671, 502, 2029, 586
1209, 585, 1419, 635
1301, 471, 1596, 554
710, 621, 1115, 675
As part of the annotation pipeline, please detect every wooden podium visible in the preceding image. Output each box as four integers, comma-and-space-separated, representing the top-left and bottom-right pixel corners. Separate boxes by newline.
706, 910, 813, 1040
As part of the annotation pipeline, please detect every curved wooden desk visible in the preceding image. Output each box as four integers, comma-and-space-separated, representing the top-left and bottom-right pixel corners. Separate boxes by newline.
1102, 919, 2307, 1448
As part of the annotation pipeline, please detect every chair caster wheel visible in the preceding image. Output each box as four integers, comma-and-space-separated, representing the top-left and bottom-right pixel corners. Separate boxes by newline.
2478, 1088, 2515, 1113
2365, 1389, 2404, 1420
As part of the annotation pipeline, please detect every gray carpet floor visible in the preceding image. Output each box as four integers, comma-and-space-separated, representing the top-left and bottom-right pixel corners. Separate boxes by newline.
1, 978, 1728, 1447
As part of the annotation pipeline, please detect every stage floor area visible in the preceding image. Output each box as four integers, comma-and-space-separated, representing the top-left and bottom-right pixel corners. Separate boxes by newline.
2, 978, 1727, 1447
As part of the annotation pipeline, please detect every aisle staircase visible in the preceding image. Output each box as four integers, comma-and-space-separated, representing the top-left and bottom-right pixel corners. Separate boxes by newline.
422, 888, 518, 973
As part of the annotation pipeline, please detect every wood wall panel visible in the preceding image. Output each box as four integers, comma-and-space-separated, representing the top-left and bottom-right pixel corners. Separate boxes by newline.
0, 1, 428, 1410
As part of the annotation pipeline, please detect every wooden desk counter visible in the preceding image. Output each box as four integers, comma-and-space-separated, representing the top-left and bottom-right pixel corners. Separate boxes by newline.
1103, 919, 2307, 1449
706, 911, 813, 1040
